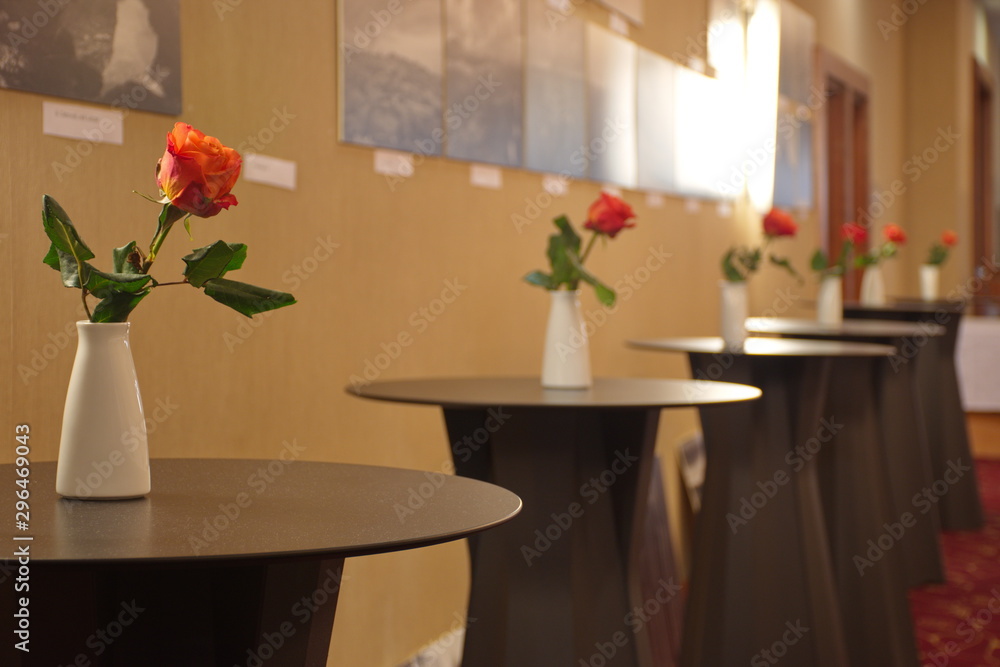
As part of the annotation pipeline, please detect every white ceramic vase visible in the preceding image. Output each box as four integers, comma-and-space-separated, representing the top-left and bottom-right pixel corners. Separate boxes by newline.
816, 276, 843, 326
920, 265, 940, 302
56, 322, 150, 499
541, 290, 592, 389
719, 280, 748, 350
859, 265, 887, 306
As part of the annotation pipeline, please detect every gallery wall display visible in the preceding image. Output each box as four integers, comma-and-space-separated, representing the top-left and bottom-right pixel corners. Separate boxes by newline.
339, 0, 444, 154
444, 0, 523, 167
524, 0, 586, 178
338, 0, 815, 207
0, 0, 181, 115
773, 0, 816, 209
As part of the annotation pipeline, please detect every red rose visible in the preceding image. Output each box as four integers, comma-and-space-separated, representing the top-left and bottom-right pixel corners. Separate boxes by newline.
762, 208, 797, 238
883, 224, 906, 244
942, 230, 958, 247
156, 122, 242, 218
584, 192, 636, 239
842, 222, 867, 245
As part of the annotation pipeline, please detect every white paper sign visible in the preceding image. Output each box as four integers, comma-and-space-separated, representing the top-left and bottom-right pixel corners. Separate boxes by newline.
43, 102, 123, 145
373, 150, 415, 177
542, 174, 569, 197
243, 154, 297, 191
470, 165, 502, 190
646, 193, 665, 208
609, 13, 630, 36
684, 198, 701, 214
601, 186, 623, 198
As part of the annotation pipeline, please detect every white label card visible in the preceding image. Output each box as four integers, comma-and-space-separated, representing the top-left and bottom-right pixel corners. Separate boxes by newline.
243, 154, 297, 191
470, 165, 502, 190
373, 150, 415, 177
609, 13, 629, 36
43, 102, 123, 145
542, 174, 569, 196
684, 198, 701, 214
646, 193, 665, 208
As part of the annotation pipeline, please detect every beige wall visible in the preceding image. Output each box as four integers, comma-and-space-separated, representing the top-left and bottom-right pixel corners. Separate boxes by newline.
0, 0, 984, 664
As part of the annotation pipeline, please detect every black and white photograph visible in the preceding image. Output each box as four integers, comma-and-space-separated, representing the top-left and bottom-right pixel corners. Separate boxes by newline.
637, 47, 677, 192
339, 0, 443, 155
0, 0, 181, 115
523, 0, 585, 178
585, 23, 637, 189
444, 0, 522, 167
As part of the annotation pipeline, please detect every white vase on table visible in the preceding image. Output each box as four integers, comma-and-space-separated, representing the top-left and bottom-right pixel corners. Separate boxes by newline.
541, 290, 592, 389
56, 321, 150, 499
920, 265, 940, 302
859, 265, 887, 306
719, 280, 748, 350
816, 276, 843, 326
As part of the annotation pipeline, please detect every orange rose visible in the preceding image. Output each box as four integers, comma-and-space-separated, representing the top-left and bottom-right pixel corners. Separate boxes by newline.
883, 224, 906, 244
762, 208, 797, 238
842, 222, 867, 245
942, 230, 958, 247
583, 192, 636, 239
156, 122, 241, 218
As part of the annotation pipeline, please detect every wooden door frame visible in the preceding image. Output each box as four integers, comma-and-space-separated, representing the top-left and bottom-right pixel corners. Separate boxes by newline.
972, 57, 996, 313
816, 47, 871, 300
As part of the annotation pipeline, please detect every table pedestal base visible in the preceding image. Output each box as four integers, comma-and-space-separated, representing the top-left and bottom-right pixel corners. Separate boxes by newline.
444, 406, 661, 667
3, 558, 344, 667
683, 355, 848, 666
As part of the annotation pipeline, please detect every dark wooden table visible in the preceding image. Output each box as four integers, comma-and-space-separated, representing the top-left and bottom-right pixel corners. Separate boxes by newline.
844, 301, 984, 531
745, 317, 946, 587
627, 337, 916, 667
350, 376, 761, 667
0, 459, 521, 667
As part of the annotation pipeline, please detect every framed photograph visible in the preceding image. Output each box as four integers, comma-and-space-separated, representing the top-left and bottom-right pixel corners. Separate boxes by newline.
339, 0, 444, 154
444, 0, 522, 167
0, 0, 181, 115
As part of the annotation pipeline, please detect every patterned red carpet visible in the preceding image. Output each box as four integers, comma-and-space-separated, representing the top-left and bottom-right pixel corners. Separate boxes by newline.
912, 459, 1000, 666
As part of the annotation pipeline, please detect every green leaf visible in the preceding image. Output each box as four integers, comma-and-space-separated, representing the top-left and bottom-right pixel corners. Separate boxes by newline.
523, 271, 556, 290
810, 249, 828, 272
91, 290, 150, 323
552, 215, 581, 255
42, 244, 61, 271
41, 195, 94, 288
202, 278, 297, 317
547, 234, 576, 287
45, 247, 90, 287
113, 242, 143, 274
84, 266, 154, 298
769, 254, 802, 283
721, 249, 745, 282
182, 240, 248, 287
566, 250, 616, 306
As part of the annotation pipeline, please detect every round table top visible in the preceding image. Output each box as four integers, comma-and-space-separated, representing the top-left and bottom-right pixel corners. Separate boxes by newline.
348, 376, 761, 409
4, 459, 521, 565
745, 317, 944, 339
627, 336, 896, 357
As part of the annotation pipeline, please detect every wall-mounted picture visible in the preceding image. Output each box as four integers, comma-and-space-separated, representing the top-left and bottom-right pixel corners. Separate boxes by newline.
524, 0, 585, 177
593, 0, 643, 25
339, 0, 444, 154
586, 23, 637, 189
444, 0, 522, 167
0, 0, 181, 115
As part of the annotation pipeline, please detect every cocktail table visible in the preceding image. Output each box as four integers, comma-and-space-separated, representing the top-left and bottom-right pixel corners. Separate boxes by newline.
627, 337, 915, 667
0, 459, 521, 667
844, 300, 984, 531
745, 316, 946, 586
350, 376, 761, 667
